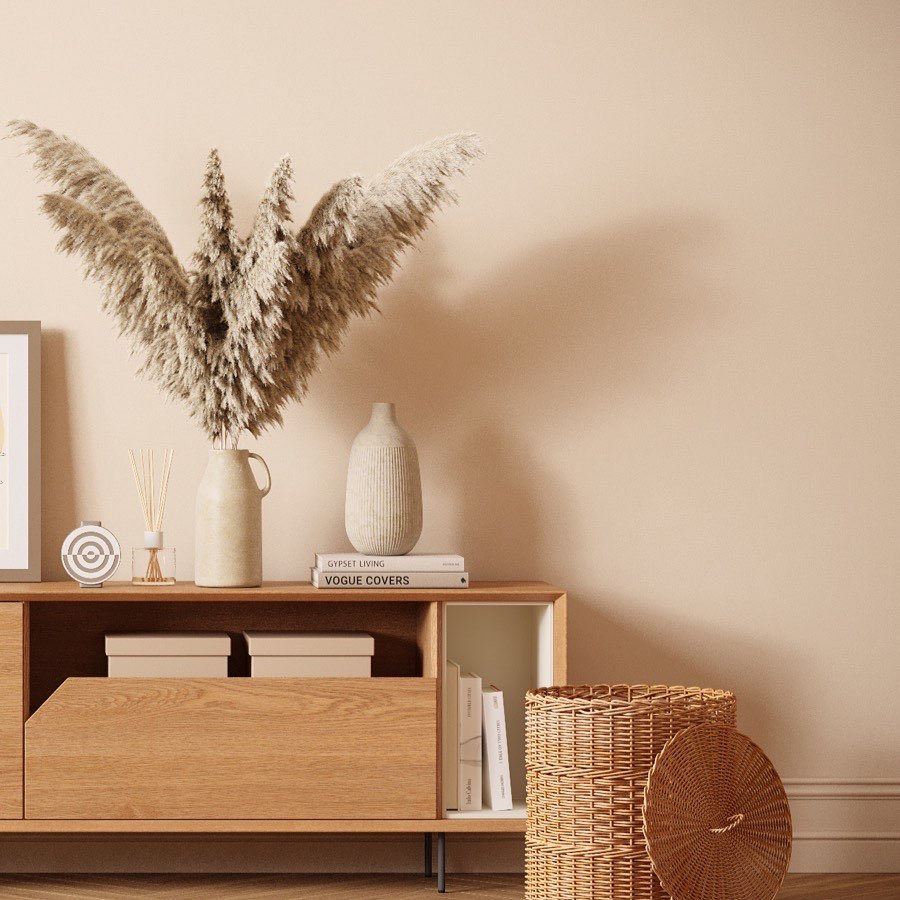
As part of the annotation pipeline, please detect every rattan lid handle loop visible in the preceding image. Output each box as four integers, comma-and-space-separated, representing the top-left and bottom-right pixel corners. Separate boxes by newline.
709, 812, 745, 834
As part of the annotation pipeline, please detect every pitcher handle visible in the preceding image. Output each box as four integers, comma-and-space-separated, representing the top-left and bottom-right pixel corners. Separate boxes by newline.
247, 452, 272, 498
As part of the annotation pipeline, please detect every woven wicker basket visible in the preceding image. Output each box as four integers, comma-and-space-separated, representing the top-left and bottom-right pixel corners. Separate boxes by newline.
525, 684, 736, 900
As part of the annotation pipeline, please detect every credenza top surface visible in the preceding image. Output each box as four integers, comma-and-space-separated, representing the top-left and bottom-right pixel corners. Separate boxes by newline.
0, 580, 565, 602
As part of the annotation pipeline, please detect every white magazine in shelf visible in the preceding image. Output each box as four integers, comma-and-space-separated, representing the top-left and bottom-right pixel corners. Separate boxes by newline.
482, 686, 513, 811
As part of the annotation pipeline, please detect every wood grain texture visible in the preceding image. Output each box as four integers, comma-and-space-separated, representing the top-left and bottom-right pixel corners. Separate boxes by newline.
0, 874, 521, 899
0, 815, 525, 833
0, 603, 23, 818
0, 581, 565, 602
777, 874, 900, 898
417, 602, 440, 680
21, 600, 29, 719
553, 593, 567, 685
26, 677, 436, 821
0, 874, 893, 899
18, 582, 564, 834
417, 602, 442, 819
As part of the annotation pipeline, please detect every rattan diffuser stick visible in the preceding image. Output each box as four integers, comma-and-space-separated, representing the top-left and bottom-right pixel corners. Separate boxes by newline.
129, 449, 174, 584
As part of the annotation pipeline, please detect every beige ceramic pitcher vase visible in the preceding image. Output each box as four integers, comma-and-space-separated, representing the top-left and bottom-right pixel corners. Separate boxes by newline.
195, 449, 271, 587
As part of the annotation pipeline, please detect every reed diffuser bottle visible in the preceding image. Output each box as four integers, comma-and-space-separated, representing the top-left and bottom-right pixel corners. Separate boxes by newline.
129, 449, 176, 585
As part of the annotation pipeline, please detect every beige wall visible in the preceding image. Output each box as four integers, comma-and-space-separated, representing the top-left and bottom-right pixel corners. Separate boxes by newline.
1, 0, 898, 872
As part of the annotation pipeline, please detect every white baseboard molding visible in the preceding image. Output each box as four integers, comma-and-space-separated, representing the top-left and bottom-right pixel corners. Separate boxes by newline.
784, 778, 900, 800
785, 779, 900, 872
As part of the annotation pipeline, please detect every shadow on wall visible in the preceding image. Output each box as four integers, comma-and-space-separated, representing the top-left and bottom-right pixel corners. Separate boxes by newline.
39, 217, 723, 584
453, 426, 560, 581
41, 330, 75, 580
315, 214, 723, 578
565, 590, 803, 767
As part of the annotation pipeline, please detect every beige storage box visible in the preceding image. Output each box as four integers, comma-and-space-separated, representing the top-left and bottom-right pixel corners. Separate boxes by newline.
244, 632, 374, 677
105, 633, 231, 677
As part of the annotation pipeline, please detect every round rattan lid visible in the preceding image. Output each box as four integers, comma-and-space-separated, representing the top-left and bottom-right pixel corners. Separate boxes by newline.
643, 723, 792, 900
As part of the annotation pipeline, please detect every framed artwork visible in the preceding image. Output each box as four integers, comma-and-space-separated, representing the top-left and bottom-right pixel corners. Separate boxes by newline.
0, 322, 40, 581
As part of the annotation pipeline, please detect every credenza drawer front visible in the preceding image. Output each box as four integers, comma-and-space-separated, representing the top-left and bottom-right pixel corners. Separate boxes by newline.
0, 603, 23, 818
25, 677, 437, 820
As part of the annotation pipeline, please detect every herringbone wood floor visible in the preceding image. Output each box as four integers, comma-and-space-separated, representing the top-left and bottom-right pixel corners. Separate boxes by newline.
0, 874, 895, 898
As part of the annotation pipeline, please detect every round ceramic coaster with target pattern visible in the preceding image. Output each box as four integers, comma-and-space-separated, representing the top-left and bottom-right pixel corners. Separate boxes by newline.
643, 723, 792, 900
61, 521, 121, 587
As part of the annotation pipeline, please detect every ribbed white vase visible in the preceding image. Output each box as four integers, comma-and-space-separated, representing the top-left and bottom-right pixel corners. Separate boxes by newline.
345, 403, 423, 556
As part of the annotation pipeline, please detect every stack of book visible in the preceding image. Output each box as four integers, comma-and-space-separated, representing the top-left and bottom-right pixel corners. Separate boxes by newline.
310, 553, 468, 589
444, 661, 513, 812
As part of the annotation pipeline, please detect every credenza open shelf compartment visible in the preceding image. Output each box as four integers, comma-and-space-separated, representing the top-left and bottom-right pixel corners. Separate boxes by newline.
445, 601, 557, 819
0, 581, 566, 836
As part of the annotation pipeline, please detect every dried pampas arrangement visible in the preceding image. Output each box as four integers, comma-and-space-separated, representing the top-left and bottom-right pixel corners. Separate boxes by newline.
9, 121, 483, 447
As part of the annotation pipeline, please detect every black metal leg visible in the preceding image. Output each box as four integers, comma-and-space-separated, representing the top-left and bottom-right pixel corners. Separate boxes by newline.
437, 831, 446, 893
424, 832, 433, 877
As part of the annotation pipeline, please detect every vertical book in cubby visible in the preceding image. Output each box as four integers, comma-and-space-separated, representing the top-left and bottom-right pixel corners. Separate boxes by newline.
443, 601, 556, 819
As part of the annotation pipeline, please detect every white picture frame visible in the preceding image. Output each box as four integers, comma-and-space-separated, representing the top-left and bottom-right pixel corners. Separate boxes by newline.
0, 322, 40, 581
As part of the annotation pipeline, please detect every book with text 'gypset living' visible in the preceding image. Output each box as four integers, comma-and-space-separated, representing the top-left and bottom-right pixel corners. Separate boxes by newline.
315, 553, 464, 572
482, 687, 513, 811
311, 569, 468, 589
458, 669, 483, 811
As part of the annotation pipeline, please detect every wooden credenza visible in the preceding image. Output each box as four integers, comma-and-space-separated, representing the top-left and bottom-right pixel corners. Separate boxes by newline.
0, 581, 566, 881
